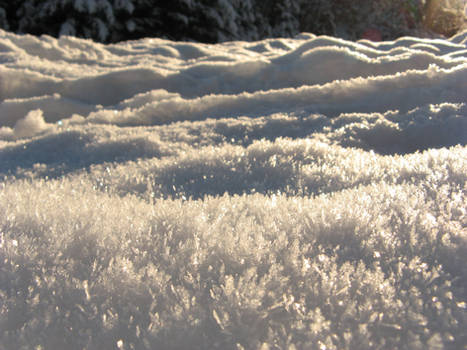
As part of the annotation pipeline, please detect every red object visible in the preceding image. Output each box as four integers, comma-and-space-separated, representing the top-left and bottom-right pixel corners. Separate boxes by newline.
361, 28, 382, 41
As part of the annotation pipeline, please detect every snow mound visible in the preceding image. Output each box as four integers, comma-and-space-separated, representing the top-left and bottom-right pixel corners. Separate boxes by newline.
0, 29, 466, 349
1, 29, 466, 127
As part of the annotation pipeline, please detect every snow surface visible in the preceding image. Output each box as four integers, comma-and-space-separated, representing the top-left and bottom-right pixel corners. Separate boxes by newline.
0, 28, 467, 349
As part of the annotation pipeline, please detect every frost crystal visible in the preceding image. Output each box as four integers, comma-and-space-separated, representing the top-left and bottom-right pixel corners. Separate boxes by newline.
0, 26, 466, 350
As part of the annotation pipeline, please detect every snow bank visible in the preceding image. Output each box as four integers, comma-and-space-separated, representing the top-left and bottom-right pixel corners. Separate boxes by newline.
1, 29, 466, 127
0, 29, 466, 349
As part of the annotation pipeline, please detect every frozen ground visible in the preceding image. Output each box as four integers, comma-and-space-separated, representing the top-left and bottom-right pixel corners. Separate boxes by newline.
0, 29, 467, 349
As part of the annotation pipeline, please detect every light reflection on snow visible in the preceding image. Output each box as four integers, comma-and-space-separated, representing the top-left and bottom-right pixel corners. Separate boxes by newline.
0, 28, 466, 350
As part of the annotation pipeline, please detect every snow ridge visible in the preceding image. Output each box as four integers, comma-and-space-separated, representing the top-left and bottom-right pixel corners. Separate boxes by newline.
0, 29, 466, 349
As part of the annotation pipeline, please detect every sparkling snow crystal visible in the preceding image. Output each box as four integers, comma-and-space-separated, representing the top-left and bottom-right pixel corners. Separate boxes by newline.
0, 28, 466, 349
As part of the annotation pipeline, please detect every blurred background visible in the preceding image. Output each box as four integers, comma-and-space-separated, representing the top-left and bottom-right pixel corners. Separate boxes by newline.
0, 0, 466, 43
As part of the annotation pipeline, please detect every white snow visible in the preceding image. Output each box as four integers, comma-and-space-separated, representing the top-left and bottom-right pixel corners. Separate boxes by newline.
0, 28, 466, 349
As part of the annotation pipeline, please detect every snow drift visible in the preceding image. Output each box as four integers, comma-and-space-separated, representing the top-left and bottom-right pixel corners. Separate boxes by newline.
0, 29, 467, 349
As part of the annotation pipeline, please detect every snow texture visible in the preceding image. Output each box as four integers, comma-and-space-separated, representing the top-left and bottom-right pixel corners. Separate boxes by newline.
0, 29, 467, 349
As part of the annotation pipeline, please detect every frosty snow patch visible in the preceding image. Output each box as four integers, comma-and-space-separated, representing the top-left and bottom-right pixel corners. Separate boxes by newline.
0, 29, 466, 349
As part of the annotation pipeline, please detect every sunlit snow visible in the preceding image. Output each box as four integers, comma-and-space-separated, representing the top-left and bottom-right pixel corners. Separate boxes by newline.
1, 29, 467, 349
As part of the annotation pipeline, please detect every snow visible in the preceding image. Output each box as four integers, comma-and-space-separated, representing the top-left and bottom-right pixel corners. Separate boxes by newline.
0, 28, 466, 349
